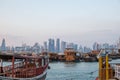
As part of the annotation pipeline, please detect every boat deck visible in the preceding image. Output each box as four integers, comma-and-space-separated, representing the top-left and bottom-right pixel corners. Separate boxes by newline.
1, 63, 48, 78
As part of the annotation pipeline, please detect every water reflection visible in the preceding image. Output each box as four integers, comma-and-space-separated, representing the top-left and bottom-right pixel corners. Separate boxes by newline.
46, 62, 98, 80
46, 59, 120, 80
64, 62, 77, 67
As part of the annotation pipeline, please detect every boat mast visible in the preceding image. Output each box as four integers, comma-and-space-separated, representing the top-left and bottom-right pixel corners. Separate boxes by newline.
106, 54, 109, 80
0, 59, 3, 73
98, 49, 113, 80
12, 56, 15, 77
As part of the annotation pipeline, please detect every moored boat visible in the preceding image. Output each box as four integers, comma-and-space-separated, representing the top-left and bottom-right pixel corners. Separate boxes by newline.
96, 49, 120, 80
0, 53, 49, 80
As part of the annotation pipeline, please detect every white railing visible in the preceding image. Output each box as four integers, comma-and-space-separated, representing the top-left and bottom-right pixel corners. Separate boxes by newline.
115, 65, 120, 79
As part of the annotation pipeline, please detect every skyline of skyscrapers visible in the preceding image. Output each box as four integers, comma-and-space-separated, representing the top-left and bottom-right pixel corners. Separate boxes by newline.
0, 38, 119, 53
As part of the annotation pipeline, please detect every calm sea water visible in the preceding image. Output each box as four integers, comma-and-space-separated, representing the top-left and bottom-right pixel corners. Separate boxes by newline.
2, 59, 120, 80
46, 59, 120, 80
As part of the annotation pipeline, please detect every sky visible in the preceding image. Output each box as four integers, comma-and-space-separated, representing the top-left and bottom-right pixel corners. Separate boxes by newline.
0, 0, 120, 47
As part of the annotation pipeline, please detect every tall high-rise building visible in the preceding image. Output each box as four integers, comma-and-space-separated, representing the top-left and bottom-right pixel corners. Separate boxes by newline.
66, 43, 78, 51
102, 43, 109, 49
51, 39, 55, 52
1, 38, 6, 51
117, 37, 120, 49
79, 45, 83, 53
32, 43, 41, 53
48, 39, 51, 52
67, 43, 74, 48
93, 42, 99, 50
48, 39, 55, 52
61, 41, 66, 53
56, 38, 60, 53
83, 46, 91, 53
117, 37, 120, 53
44, 41, 47, 51
73, 44, 78, 51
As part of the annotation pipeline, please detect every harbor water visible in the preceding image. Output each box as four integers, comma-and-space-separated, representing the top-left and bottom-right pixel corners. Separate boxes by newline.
46, 59, 120, 80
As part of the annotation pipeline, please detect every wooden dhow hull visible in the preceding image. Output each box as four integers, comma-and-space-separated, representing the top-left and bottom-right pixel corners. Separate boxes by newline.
0, 53, 49, 80
0, 68, 47, 80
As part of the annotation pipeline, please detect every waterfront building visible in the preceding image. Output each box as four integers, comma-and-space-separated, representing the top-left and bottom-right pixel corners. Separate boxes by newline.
15, 47, 24, 53
44, 41, 47, 51
56, 38, 60, 53
11, 47, 15, 52
67, 43, 74, 48
66, 43, 78, 51
117, 38, 120, 53
61, 41, 66, 53
73, 44, 78, 51
83, 46, 91, 53
48, 39, 55, 53
32, 43, 41, 54
93, 42, 102, 50
40, 45, 44, 52
14, 44, 32, 53
98, 44, 102, 50
102, 43, 109, 49
1, 38, 6, 51
93, 42, 99, 50
6, 46, 10, 51
25, 46, 32, 53
78, 45, 83, 53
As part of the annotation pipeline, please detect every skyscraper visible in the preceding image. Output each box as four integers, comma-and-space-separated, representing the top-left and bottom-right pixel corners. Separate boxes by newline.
102, 43, 109, 49
61, 41, 66, 53
117, 37, 120, 53
32, 43, 41, 53
44, 41, 47, 51
117, 37, 120, 49
79, 45, 83, 53
48, 39, 51, 52
93, 42, 98, 50
73, 44, 78, 51
48, 39, 55, 52
83, 46, 91, 53
56, 38, 60, 53
67, 43, 74, 48
1, 38, 6, 51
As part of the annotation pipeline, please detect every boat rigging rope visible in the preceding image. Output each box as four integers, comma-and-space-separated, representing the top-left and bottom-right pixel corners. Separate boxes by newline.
64, 70, 98, 80
86, 70, 98, 75
86, 70, 98, 80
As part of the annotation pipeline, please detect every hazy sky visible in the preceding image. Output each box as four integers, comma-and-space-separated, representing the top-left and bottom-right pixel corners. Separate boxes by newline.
0, 0, 120, 47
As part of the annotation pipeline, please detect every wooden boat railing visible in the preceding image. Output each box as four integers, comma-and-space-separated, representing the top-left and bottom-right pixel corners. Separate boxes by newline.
15, 64, 48, 78
114, 64, 120, 79
3, 62, 24, 72
2, 63, 48, 78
